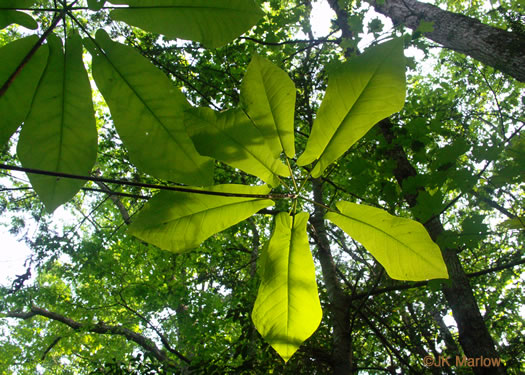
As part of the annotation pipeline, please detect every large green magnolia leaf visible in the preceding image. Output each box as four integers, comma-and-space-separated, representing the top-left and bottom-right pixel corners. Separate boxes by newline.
297, 38, 406, 177
326, 201, 448, 281
240, 55, 296, 158
17, 33, 97, 213
252, 212, 322, 362
185, 107, 289, 186
108, 0, 264, 48
87, 0, 106, 11
0, 36, 48, 146
0, 0, 37, 30
87, 29, 213, 186
129, 184, 274, 252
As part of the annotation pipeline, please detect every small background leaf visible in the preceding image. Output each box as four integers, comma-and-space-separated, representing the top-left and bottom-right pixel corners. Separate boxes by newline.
252, 212, 322, 362
108, 0, 264, 48
326, 201, 448, 281
87, 0, 106, 11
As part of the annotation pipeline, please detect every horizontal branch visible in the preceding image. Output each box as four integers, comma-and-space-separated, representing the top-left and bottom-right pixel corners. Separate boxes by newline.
351, 256, 525, 300
5, 305, 187, 366
0, 163, 294, 200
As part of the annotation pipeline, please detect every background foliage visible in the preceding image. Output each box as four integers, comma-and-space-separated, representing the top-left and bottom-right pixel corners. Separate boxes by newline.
0, 0, 524, 374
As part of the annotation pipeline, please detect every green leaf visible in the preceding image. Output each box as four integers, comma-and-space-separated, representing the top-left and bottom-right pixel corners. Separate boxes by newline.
499, 217, 525, 230
86, 29, 213, 186
252, 212, 322, 362
108, 0, 264, 48
240, 55, 296, 158
87, 0, 106, 11
17, 33, 97, 213
415, 20, 435, 34
0, 36, 48, 147
185, 107, 289, 186
325, 201, 448, 281
0, 1, 37, 30
128, 184, 274, 252
297, 38, 406, 177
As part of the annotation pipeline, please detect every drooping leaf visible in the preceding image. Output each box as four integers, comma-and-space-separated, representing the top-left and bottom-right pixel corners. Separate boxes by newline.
240, 54, 296, 158
129, 184, 274, 252
0, 36, 48, 146
0, 0, 37, 30
87, 0, 106, 11
185, 107, 289, 186
325, 201, 448, 281
86, 29, 213, 186
108, 0, 264, 48
297, 38, 406, 177
252, 212, 322, 362
17, 33, 97, 213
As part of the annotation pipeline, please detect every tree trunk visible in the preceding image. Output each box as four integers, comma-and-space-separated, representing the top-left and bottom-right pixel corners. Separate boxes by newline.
311, 179, 353, 374
378, 119, 506, 375
367, 0, 525, 82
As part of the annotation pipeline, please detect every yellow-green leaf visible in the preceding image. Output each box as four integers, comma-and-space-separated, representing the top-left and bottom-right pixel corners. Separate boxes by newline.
129, 184, 274, 253
108, 0, 264, 48
185, 107, 289, 186
0, 36, 48, 146
87, 30, 213, 186
297, 38, 406, 177
326, 201, 448, 281
252, 212, 322, 362
17, 33, 97, 213
240, 55, 296, 158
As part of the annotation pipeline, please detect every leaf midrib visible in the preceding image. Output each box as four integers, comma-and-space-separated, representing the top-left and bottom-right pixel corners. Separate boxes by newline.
334, 211, 439, 270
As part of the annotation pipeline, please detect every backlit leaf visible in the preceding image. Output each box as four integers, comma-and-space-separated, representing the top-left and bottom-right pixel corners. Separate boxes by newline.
252, 212, 322, 362
17, 33, 97, 213
0, 36, 48, 146
240, 55, 296, 158
87, 0, 106, 11
297, 38, 406, 177
86, 29, 213, 186
108, 0, 264, 48
185, 107, 289, 186
326, 201, 448, 281
129, 184, 274, 252
0, 1, 37, 30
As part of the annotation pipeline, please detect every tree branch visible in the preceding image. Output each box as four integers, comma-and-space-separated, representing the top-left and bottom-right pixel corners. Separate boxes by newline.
0, 163, 294, 200
6, 305, 183, 368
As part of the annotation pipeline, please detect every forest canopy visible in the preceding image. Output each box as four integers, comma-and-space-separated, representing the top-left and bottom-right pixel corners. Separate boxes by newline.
0, 0, 524, 374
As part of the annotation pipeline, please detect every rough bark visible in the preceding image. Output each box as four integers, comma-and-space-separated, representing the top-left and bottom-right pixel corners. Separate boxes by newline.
378, 119, 506, 375
368, 0, 525, 82
310, 179, 353, 374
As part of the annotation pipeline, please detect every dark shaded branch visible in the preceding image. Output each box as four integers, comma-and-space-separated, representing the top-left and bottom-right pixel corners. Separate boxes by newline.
116, 293, 191, 364
351, 256, 525, 300
41, 336, 62, 361
470, 190, 516, 219
0, 163, 293, 200
94, 181, 131, 224
6, 306, 182, 368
